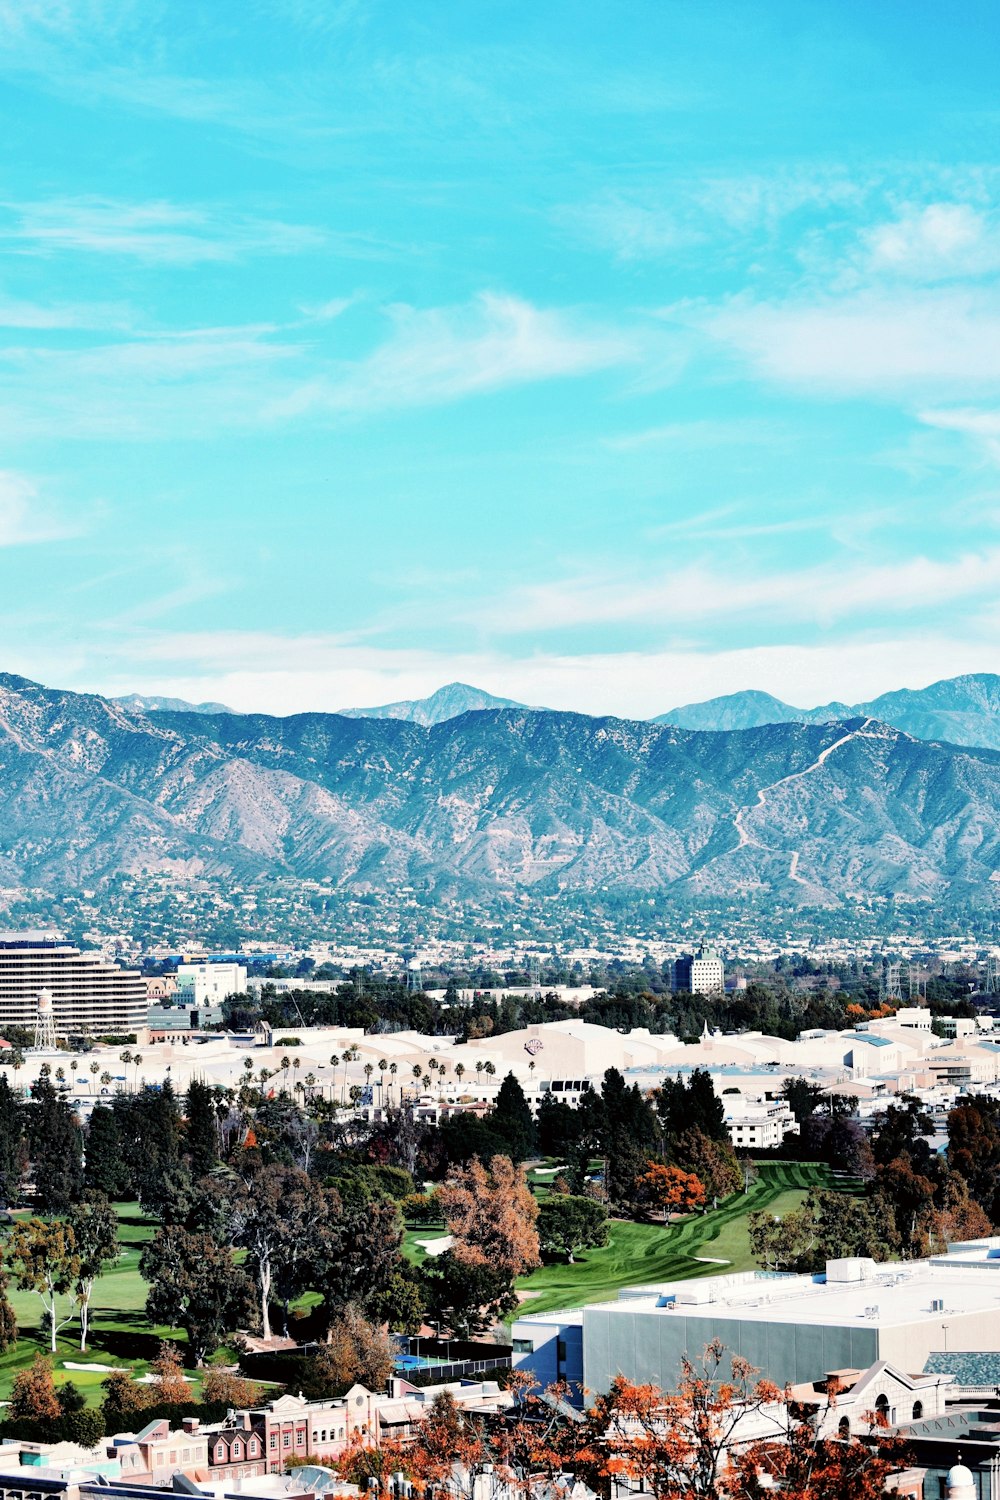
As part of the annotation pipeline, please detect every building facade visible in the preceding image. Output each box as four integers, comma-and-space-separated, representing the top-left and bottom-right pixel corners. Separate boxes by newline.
0, 932, 146, 1038
674, 946, 725, 996
176, 962, 248, 1007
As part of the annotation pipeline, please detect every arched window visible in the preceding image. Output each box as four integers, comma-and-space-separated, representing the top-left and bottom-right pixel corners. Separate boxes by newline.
875, 1394, 890, 1424
838, 1416, 850, 1438
912, 1401, 923, 1421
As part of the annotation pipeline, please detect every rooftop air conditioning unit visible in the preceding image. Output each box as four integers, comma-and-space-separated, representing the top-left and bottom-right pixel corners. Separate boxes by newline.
930, 1298, 945, 1312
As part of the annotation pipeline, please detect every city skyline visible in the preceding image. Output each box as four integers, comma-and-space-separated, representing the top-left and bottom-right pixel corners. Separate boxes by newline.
2, 2, 1000, 717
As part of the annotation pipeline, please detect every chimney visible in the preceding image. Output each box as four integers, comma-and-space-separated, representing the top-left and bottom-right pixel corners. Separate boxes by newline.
182, 1417, 200, 1434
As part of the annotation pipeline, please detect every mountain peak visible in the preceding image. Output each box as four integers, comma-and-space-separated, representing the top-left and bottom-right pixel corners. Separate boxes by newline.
338, 681, 529, 726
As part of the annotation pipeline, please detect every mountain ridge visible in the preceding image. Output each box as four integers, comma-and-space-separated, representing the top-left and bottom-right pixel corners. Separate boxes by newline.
660, 672, 1000, 750
337, 681, 527, 725
0, 673, 997, 910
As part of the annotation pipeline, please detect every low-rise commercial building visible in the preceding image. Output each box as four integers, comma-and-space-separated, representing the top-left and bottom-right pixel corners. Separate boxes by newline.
513, 1242, 1000, 1402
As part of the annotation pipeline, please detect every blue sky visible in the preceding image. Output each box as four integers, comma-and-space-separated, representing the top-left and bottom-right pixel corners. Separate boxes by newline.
2, 0, 1000, 717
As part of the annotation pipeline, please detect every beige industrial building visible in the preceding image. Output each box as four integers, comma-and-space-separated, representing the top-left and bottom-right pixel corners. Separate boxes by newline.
0, 932, 146, 1038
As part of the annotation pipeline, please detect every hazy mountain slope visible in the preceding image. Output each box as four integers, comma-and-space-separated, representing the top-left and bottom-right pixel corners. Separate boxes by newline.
1, 673, 1000, 907
114, 693, 236, 715
337, 681, 526, 725
658, 690, 813, 730
661, 673, 1000, 749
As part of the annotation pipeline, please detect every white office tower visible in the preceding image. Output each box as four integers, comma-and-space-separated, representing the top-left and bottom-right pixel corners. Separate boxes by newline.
0, 932, 146, 1038
674, 945, 725, 995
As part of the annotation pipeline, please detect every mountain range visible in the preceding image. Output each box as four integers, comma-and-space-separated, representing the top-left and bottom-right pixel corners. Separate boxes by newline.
660, 674, 1000, 750
1, 671, 999, 909
113, 693, 236, 716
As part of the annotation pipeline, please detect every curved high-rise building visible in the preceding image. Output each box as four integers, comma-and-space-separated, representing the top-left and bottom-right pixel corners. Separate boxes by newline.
0, 931, 146, 1038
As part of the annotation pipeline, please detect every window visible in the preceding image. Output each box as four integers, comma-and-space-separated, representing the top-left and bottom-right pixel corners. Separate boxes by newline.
232, 1442, 242, 1459
557, 1340, 567, 1362
912, 1401, 923, 1421
838, 1417, 850, 1438
216, 1446, 226, 1461
283, 1434, 290, 1449
512, 1339, 534, 1353
269, 1435, 276, 1450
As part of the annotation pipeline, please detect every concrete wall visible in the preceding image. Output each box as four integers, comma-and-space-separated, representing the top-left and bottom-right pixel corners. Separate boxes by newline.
581, 1306, 880, 1393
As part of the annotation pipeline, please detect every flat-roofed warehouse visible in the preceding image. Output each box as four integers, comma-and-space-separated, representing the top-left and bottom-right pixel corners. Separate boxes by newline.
513, 1244, 1000, 1398
0, 931, 146, 1037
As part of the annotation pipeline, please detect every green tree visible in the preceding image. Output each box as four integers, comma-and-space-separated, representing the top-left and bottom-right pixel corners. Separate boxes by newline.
0, 1259, 17, 1352
7, 1218, 80, 1352
27, 1077, 83, 1211
84, 1106, 129, 1199
0, 1074, 24, 1209
140, 1225, 252, 1365
490, 1072, 537, 1162
537, 1194, 609, 1262
184, 1080, 219, 1179
67, 1197, 119, 1352
229, 1165, 328, 1341
748, 1207, 817, 1271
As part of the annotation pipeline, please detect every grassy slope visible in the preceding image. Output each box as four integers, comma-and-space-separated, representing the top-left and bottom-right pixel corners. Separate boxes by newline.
513, 1162, 851, 1319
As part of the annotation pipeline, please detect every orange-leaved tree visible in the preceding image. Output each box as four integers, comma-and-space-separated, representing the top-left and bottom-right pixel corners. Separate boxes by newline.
571, 1344, 908, 1500
438, 1154, 540, 1276
730, 1379, 910, 1499
573, 1341, 783, 1499
636, 1161, 706, 1221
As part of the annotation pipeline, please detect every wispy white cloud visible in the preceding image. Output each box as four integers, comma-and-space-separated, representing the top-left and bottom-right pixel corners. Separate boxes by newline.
468, 546, 1000, 635
702, 288, 1000, 394
861, 202, 999, 280
271, 292, 633, 417
2, 196, 326, 264
0, 470, 81, 546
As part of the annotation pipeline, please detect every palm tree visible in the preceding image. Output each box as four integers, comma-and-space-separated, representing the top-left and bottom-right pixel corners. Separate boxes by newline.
389, 1060, 398, 1099
484, 1061, 496, 1080
455, 1063, 466, 1086
304, 1072, 317, 1098
363, 1063, 374, 1086
475, 1061, 484, 1082
133, 1053, 143, 1089
100, 1071, 112, 1091
243, 1057, 254, 1076
329, 1053, 340, 1101
55, 1066, 66, 1088
280, 1056, 290, 1092
70, 1060, 78, 1089
89, 1060, 100, 1094
421, 1074, 430, 1092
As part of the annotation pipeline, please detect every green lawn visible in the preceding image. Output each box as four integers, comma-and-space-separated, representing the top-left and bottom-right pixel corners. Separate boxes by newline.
513, 1162, 852, 1319
0, 1202, 210, 1406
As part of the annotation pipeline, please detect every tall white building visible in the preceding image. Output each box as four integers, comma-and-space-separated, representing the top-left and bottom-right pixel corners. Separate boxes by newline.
0, 932, 146, 1037
176, 961, 248, 1007
674, 944, 725, 995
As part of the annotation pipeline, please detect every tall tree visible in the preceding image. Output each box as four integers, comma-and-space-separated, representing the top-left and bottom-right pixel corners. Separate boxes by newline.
84, 1106, 129, 1199
7, 1353, 61, 1423
229, 1165, 328, 1341
67, 1197, 119, 1352
7, 1218, 80, 1352
490, 1073, 537, 1162
184, 1080, 219, 1179
438, 1154, 540, 1279
26, 1078, 83, 1211
0, 1075, 24, 1209
140, 1225, 252, 1366
0, 1258, 17, 1352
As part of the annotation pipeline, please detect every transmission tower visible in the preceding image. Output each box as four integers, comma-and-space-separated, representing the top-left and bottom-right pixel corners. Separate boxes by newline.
408, 960, 423, 994
528, 955, 542, 1002
33, 988, 57, 1050
986, 953, 1000, 996
885, 962, 903, 1004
